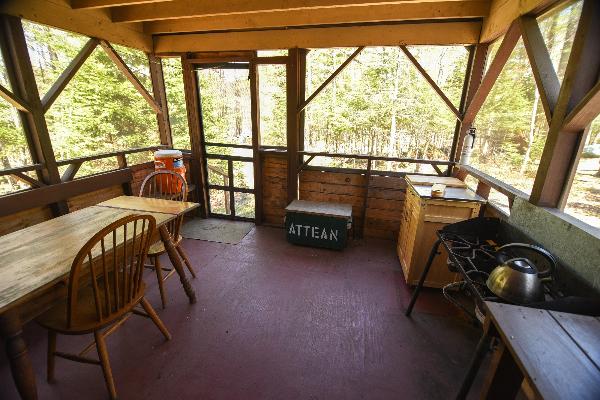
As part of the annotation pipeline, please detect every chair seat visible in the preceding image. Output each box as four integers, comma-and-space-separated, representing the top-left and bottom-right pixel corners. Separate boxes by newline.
148, 234, 183, 256
37, 281, 145, 335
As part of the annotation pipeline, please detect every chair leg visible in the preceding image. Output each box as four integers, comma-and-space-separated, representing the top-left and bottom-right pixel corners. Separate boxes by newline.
140, 297, 172, 341
153, 255, 167, 309
47, 330, 56, 383
176, 244, 196, 279
94, 330, 117, 400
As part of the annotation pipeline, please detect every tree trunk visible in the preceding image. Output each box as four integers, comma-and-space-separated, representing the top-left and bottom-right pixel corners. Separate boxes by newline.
520, 89, 540, 174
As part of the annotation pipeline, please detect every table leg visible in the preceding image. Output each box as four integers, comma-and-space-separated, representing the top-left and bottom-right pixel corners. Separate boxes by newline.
0, 310, 38, 400
158, 225, 197, 304
455, 331, 491, 400
480, 341, 523, 400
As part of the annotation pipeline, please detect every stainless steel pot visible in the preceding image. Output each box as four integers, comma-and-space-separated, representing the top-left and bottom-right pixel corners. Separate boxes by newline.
486, 243, 557, 305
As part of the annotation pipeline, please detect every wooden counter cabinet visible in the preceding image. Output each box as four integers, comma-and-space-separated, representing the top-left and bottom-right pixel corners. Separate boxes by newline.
397, 175, 485, 288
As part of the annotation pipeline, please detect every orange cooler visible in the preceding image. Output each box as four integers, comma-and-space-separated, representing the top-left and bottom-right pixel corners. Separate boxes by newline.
154, 149, 186, 194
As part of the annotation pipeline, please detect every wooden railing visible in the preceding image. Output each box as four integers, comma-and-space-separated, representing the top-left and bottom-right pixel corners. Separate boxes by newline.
0, 145, 166, 193
56, 145, 167, 182
298, 150, 455, 177
455, 164, 529, 211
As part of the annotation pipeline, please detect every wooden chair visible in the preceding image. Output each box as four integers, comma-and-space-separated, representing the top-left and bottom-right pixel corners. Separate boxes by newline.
139, 170, 196, 309
36, 214, 171, 400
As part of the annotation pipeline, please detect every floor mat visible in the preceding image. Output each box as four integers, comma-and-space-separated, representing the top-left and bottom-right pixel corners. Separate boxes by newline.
180, 218, 254, 244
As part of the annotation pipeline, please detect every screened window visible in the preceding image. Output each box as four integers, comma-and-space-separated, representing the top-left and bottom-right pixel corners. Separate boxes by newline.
304, 46, 468, 173
0, 45, 36, 195
197, 67, 251, 146
23, 21, 159, 177
162, 57, 191, 150
469, 1, 581, 197
564, 115, 600, 228
258, 64, 286, 147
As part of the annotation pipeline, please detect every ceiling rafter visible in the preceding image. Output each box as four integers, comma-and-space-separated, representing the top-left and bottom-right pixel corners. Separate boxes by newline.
71, 0, 174, 9
153, 21, 481, 53
111, 0, 482, 23
143, 1, 490, 34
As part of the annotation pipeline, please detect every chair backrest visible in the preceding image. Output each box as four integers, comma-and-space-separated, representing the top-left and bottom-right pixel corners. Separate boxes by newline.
139, 170, 188, 202
67, 214, 156, 329
139, 170, 187, 240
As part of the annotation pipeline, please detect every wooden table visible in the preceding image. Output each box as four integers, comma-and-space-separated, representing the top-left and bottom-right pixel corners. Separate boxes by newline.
0, 196, 199, 399
457, 301, 600, 400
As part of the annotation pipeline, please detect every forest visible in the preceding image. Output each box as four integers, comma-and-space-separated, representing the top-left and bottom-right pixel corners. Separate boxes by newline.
0, 0, 597, 227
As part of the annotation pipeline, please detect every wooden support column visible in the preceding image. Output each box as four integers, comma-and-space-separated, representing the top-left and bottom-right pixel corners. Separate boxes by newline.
451, 43, 489, 164
181, 55, 208, 217
0, 15, 67, 215
530, 0, 600, 207
148, 54, 173, 147
287, 48, 301, 203
297, 49, 308, 161
249, 55, 263, 224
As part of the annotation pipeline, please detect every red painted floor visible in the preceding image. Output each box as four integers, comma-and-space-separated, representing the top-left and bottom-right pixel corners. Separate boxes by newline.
0, 226, 482, 399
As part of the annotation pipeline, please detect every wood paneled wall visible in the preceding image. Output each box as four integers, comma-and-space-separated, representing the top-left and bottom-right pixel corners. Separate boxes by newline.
262, 152, 406, 240
261, 152, 288, 226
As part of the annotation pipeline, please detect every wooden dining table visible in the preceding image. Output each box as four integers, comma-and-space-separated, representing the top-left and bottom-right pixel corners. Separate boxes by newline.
0, 196, 199, 400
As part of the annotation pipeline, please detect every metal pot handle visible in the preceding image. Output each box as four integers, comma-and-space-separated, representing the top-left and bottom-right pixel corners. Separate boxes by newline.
497, 243, 557, 278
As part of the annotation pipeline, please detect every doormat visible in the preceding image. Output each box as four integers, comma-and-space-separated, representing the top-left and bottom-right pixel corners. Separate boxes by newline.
180, 218, 254, 245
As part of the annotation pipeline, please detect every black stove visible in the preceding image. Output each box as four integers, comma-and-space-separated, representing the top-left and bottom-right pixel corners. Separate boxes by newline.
405, 217, 562, 323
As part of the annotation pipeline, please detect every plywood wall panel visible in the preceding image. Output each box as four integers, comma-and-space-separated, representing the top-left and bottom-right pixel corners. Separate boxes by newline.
0, 206, 54, 236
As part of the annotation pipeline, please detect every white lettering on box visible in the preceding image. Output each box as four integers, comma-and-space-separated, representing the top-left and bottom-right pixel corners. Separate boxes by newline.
321, 228, 328, 240
289, 224, 296, 235
330, 229, 338, 241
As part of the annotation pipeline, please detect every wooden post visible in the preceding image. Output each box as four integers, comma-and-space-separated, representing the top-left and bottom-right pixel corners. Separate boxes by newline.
297, 49, 308, 169
451, 43, 489, 165
148, 54, 173, 147
249, 56, 263, 224
0, 15, 67, 216
181, 55, 208, 217
287, 48, 300, 203
530, 0, 600, 207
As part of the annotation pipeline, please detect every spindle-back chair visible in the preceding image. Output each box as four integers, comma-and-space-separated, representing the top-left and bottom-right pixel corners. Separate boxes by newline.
139, 170, 196, 308
36, 214, 171, 400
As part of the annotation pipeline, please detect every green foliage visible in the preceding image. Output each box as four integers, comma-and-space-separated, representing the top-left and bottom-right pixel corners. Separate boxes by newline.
162, 57, 190, 150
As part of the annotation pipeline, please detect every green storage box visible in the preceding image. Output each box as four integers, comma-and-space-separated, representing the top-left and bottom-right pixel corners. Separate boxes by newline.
284, 200, 352, 250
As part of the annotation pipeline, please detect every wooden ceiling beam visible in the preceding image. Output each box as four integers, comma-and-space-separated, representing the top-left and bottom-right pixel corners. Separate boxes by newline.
0, 0, 152, 52
71, 0, 173, 9
153, 21, 481, 53
112, 0, 478, 23
480, 0, 558, 43
144, 1, 490, 34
